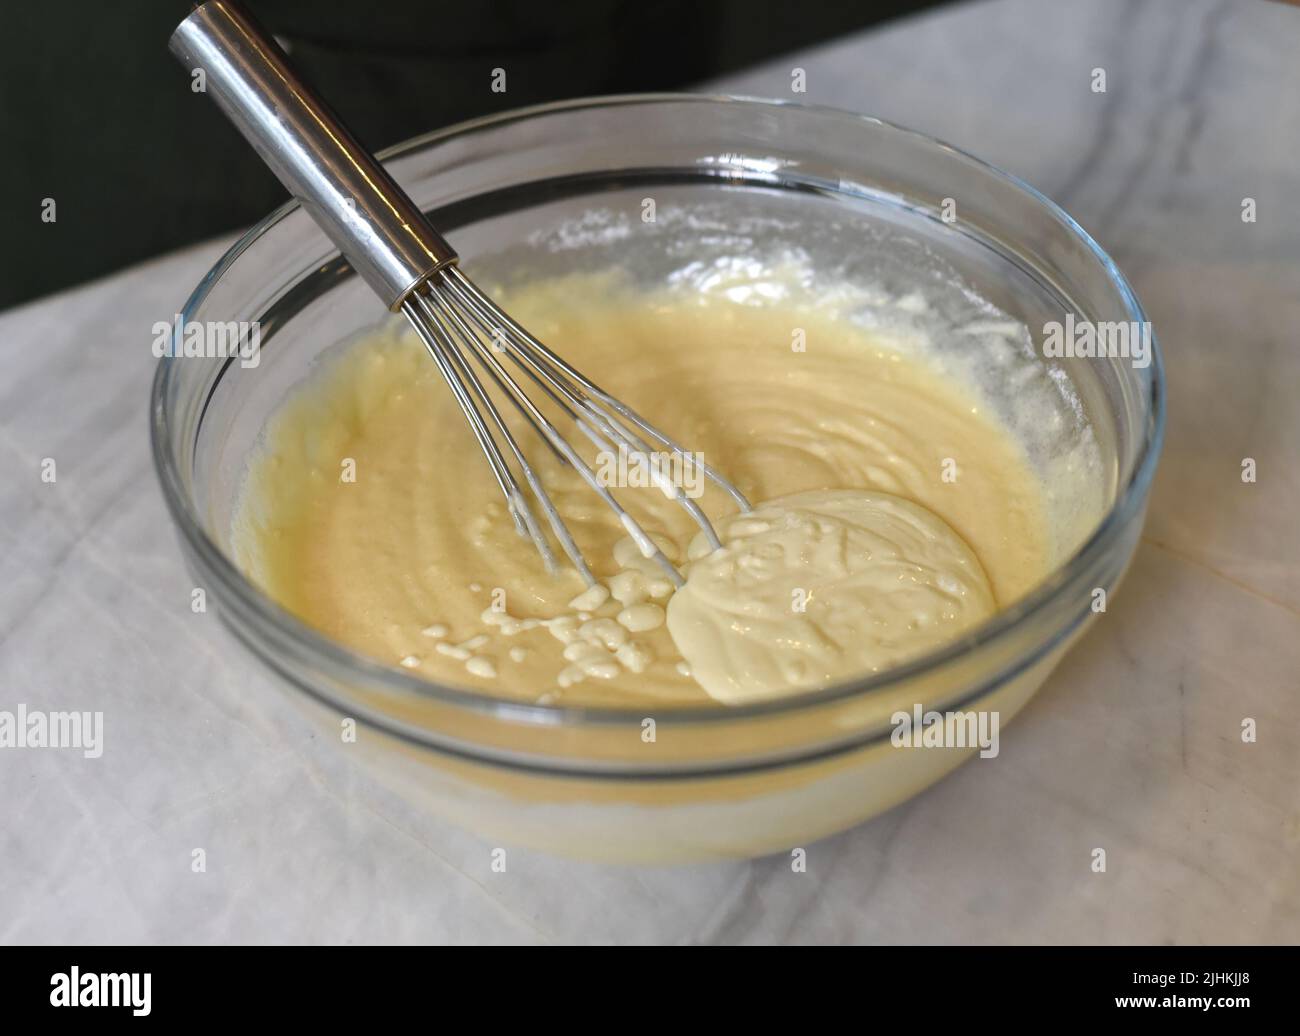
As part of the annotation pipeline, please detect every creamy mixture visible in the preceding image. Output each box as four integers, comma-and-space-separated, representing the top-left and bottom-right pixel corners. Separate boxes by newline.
232, 271, 1052, 707
669, 489, 996, 703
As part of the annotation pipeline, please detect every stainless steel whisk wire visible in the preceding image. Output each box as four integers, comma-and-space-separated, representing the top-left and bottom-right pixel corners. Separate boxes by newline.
171, 0, 750, 588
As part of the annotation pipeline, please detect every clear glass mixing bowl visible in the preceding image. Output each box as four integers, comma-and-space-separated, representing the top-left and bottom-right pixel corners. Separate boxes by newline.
151, 95, 1163, 862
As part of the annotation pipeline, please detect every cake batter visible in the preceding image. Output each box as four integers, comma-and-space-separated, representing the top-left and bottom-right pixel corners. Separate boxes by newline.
231, 271, 1051, 707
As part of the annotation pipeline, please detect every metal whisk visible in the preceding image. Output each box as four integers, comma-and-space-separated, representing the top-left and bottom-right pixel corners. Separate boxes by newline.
171, 1, 750, 588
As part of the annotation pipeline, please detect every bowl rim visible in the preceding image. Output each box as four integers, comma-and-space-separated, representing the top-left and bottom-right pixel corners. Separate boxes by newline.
150, 91, 1166, 729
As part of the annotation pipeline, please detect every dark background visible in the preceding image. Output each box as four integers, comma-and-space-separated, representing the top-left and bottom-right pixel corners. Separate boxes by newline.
0, 0, 945, 310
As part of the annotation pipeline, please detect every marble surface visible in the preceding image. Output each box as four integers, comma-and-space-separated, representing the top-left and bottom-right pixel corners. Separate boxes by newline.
2, 0, 1298, 943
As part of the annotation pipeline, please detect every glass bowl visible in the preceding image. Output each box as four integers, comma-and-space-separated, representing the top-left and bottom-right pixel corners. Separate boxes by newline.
151, 95, 1163, 863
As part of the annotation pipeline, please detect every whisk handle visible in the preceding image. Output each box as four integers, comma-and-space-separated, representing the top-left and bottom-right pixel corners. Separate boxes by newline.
169, 1, 458, 310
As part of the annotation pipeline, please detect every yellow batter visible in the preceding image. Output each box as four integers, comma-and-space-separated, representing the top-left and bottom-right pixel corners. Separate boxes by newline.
232, 271, 1051, 708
